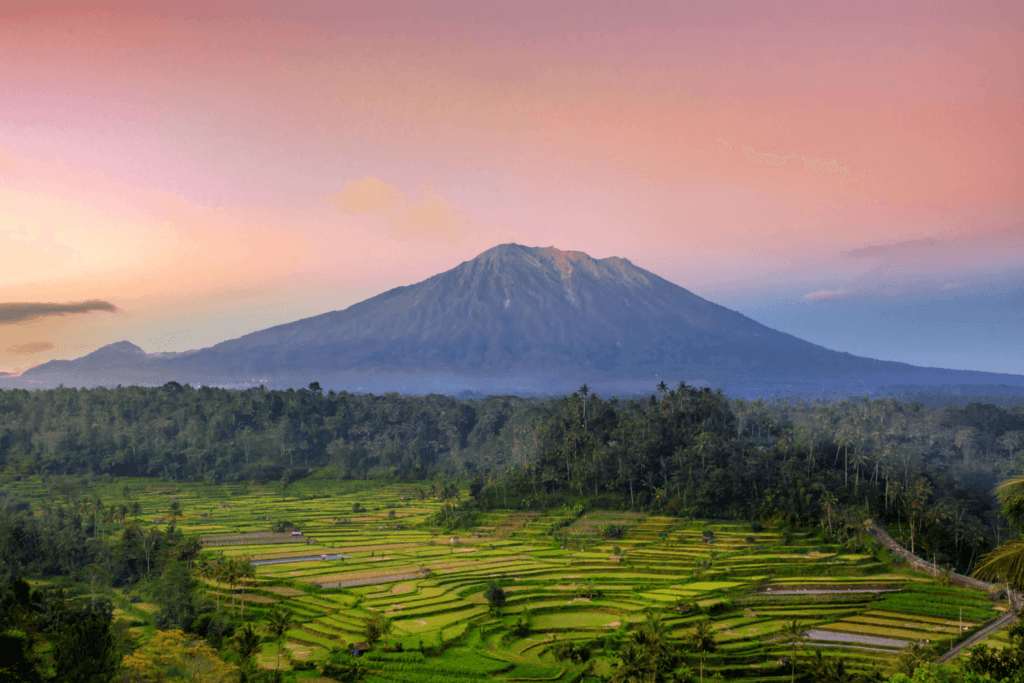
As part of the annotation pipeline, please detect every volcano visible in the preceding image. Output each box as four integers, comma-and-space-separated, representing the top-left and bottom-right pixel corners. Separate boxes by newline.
15, 244, 1024, 397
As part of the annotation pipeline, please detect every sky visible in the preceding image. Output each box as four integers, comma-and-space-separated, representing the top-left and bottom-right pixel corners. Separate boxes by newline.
1, 1, 1022, 377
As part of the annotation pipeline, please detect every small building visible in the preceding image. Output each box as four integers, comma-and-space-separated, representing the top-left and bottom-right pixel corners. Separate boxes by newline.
219, 503, 231, 509
153, 517, 165, 524
350, 641, 372, 657
449, 537, 459, 545
199, 513, 209, 519
291, 531, 303, 536
169, 498, 178, 503
392, 524, 404, 530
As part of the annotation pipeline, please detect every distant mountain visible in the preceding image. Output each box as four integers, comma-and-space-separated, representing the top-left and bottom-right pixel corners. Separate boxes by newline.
11, 244, 1024, 397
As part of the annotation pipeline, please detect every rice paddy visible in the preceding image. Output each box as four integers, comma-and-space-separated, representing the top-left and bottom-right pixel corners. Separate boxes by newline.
5, 474, 1013, 681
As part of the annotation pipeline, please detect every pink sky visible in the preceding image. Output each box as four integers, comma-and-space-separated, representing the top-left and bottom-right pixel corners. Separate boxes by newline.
2, 1, 1022, 375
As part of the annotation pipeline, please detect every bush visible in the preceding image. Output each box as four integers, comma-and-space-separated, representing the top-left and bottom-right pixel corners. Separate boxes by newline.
602, 524, 625, 540
484, 581, 507, 610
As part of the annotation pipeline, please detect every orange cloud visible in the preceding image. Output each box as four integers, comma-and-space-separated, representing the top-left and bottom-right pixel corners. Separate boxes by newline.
328, 177, 468, 243
6, 341, 54, 354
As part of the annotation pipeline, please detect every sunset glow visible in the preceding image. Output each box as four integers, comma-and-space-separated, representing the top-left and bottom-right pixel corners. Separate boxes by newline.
2, 2, 1022, 375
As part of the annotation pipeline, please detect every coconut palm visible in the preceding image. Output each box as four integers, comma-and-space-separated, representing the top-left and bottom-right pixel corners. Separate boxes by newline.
213, 555, 238, 616
685, 619, 716, 683
265, 607, 297, 670
237, 556, 256, 620
612, 644, 649, 683
779, 619, 804, 683
196, 556, 214, 603
970, 475, 1024, 592
232, 622, 262, 666
167, 500, 183, 525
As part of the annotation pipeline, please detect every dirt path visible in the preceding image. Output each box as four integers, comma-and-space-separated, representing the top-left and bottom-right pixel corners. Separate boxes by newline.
866, 523, 1019, 662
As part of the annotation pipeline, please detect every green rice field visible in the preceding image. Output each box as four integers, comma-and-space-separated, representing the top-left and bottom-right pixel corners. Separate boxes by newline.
5, 474, 1013, 682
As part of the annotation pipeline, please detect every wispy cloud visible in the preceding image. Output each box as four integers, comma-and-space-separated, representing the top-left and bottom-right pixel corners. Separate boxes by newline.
741, 145, 851, 176
328, 177, 468, 244
0, 300, 117, 324
803, 289, 850, 302
6, 341, 54, 354
843, 238, 939, 260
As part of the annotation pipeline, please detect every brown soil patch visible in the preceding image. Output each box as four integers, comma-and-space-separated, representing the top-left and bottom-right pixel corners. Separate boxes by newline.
263, 587, 306, 596
400, 619, 428, 628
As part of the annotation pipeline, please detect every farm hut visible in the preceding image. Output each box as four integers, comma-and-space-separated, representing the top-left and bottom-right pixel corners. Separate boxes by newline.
168, 498, 178, 503
350, 642, 372, 657
199, 513, 208, 519
219, 503, 231, 509
392, 524, 404, 530
291, 531, 303, 536
153, 517, 165, 524
449, 537, 459, 545
701, 530, 715, 544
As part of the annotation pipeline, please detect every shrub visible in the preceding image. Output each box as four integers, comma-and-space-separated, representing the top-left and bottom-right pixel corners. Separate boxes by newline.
602, 524, 625, 540
484, 581, 507, 610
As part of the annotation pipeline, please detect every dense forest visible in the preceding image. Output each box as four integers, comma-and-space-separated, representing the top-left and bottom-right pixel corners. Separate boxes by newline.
2, 382, 1023, 577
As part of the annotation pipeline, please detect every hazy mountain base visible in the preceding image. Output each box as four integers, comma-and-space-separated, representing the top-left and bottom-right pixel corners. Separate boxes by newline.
6, 366, 1024, 403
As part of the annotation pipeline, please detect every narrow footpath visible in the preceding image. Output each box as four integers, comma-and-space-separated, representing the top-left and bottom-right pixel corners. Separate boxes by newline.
865, 522, 1020, 663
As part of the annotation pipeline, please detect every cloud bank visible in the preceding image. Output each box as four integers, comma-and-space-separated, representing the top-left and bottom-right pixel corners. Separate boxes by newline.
0, 300, 117, 324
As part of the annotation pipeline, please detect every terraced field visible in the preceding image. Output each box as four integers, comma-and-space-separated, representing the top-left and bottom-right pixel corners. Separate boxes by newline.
6, 475, 1013, 681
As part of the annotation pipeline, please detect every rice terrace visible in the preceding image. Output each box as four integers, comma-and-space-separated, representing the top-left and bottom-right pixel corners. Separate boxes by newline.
3, 466, 1021, 682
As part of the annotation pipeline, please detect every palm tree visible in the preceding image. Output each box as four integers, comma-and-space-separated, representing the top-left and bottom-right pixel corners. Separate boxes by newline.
612, 644, 648, 683
265, 607, 297, 670
779, 619, 804, 683
196, 556, 213, 603
237, 556, 256, 620
685, 619, 716, 683
215, 555, 238, 616
232, 622, 263, 666
168, 500, 183, 525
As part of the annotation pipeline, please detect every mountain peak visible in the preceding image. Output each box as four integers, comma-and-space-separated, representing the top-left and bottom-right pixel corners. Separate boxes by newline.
10, 244, 1024, 396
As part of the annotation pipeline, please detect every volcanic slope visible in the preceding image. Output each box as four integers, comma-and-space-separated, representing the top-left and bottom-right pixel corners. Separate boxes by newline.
164, 245, 839, 379
17, 244, 1024, 394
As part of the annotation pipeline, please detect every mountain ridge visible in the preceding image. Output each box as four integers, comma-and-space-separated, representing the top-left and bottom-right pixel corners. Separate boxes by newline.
10, 244, 1024, 397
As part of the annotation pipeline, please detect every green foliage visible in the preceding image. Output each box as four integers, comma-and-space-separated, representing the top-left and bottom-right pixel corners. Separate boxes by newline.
483, 581, 507, 610
53, 607, 120, 683
962, 620, 1024, 680
0, 630, 45, 683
